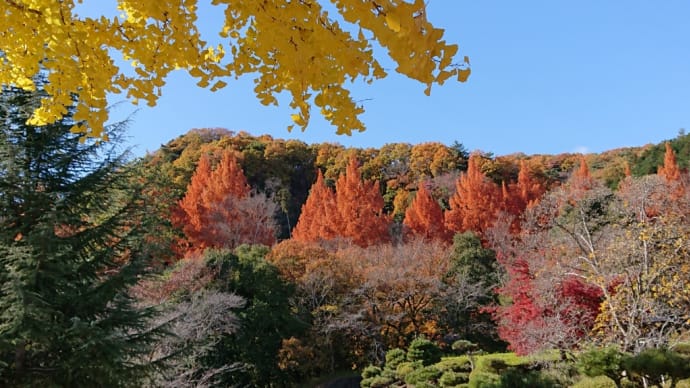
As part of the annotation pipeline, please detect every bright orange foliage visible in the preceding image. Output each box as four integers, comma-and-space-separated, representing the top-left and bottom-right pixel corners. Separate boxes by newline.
176, 154, 214, 247
403, 182, 449, 242
202, 149, 250, 202
516, 160, 544, 208
444, 154, 502, 237
292, 170, 341, 242
335, 157, 391, 247
503, 160, 546, 229
658, 142, 681, 182
567, 156, 594, 202
176, 150, 275, 251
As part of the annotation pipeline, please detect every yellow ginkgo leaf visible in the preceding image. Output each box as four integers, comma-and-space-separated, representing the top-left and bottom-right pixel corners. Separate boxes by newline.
385, 12, 401, 33
458, 68, 471, 83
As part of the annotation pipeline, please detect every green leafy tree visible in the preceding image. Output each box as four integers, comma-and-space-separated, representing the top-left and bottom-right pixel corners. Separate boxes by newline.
442, 232, 504, 351
0, 83, 158, 385
202, 246, 303, 387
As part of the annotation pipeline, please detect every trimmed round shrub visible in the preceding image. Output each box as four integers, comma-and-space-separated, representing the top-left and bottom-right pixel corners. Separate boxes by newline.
440, 370, 470, 387
385, 348, 407, 370
468, 372, 501, 388
361, 365, 382, 379
396, 361, 420, 379
407, 337, 443, 366
405, 365, 442, 386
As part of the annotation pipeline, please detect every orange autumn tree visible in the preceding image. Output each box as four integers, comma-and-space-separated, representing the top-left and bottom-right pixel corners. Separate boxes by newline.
445, 154, 502, 237
403, 181, 449, 241
292, 170, 341, 242
176, 154, 213, 247
570, 156, 594, 194
658, 142, 682, 182
335, 157, 391, 247
657, 142, 687, 201
176, 150, 276, 251
502, 160, 546, 232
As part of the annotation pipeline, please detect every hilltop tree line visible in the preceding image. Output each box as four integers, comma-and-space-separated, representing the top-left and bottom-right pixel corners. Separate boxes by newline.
2, 82, 690, 386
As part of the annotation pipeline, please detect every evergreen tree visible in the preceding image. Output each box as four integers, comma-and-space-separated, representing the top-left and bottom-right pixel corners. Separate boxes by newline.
0, 83, 157, 386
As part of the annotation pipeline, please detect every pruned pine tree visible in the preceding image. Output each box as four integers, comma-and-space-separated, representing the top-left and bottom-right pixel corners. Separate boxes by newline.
0, 82, 159, 386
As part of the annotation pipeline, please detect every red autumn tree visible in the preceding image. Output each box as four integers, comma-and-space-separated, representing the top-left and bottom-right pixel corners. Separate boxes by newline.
176, 150, 276, 251
445, 154, 502, 238
334, 157, 390, 247
491, 258, 545, 355
292, 170, 341, 242
403, 181, 449, 241
493, 257, 603, 355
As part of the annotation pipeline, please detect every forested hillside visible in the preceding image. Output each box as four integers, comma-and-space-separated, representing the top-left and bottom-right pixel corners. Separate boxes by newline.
139, 127, 690, 241
3, 120, 690, 387
129, 128, 690, 386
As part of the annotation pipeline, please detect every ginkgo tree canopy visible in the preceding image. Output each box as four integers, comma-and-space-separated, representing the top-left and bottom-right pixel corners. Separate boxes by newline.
0, 0, 470, 139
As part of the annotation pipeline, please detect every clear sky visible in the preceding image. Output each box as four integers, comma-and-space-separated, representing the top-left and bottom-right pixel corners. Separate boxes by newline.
94, 1, 690, 156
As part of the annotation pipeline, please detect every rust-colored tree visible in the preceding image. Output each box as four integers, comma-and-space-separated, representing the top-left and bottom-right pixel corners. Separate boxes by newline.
403, 181, 449, 241
657, 142, 687, 202
445, 154, 502, 238
333, 157, 391, 247
175, 154, 214, 247
292, 170, 341, 242
175, 150, 276, 251
500, 160, 546, 233
657, 142, 681, 182
568, 156, 594, 201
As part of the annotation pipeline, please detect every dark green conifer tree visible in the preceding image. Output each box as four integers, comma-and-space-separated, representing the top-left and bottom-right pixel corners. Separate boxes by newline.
0, 82, 158, 386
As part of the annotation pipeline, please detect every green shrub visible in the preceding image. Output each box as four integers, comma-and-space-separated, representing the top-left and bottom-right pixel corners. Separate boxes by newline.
624, 348, 690, 387
368, 375, 395, 388
453, 340, 480, 354
440, 370, 470, 387
385, 348, 407, 370
361, 365, 382, 379
572, 375, 618, 388
437, 357, 472, 373
498, 367, 559, 388
396, 361, 420, 379
577, 346, 627, 388
405, 365, 442, 386
468, 371, 501, 388
473, 353, 524, 374
407, 337, 443, 366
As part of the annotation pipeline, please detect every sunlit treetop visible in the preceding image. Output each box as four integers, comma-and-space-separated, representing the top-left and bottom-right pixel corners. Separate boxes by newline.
0, 0, 470, 139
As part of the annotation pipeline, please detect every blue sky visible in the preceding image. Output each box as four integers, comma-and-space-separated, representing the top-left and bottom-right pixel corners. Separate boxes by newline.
93, 1, 690, 156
